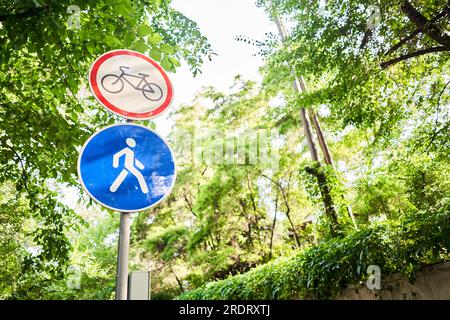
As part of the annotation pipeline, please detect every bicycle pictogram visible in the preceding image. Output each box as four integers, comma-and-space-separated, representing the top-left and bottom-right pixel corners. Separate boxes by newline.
101, 66, 163, 101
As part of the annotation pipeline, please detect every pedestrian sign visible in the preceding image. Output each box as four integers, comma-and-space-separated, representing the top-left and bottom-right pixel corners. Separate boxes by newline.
78, 124, 176, 212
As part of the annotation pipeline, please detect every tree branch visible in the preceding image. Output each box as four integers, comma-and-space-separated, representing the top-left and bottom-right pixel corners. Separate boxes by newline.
169, 263, 185, 293
261, 174, 301, 247
401, 1, 450, 48
0, 5, 50, 22
269, 191, 279, 260
360, 29, 373, 50
424, 79, 450, 153
183, 192, 197, 217
246, 172, 257, 212
386, 30, 422, 55
381, 46, 448, 68
5, 145, 30, 194
386, 8, 449, 55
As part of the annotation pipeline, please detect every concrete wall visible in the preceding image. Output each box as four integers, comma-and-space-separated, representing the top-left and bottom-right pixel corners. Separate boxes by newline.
338, 261, 450, 300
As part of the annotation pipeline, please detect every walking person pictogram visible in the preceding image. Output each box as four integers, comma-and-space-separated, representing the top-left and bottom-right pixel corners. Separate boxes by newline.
110, 138, 149, 194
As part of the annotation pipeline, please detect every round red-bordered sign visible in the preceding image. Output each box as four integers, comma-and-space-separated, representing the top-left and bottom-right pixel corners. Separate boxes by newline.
89, 49, 173, 120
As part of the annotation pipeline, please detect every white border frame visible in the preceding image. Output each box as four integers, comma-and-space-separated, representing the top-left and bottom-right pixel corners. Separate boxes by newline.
77, 123, 177, 212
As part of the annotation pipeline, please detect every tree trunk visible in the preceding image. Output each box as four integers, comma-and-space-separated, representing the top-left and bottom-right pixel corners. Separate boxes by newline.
262, 174, 301, 247
269, 192, 279, 259
305, 166, 339, 237
401, 1, 450, 48
308, 108, 334, 166
308, 110, 358, 229
274, 15, 340, 233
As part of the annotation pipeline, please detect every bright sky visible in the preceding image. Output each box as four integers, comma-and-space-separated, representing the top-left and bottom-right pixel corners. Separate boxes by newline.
153, 0, 277, 137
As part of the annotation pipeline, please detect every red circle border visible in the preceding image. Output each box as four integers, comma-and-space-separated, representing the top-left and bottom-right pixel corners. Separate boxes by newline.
89, 50, 173, 120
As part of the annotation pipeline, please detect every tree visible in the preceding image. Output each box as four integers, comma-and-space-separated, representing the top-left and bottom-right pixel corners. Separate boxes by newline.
258, 0, 449, 130
2, 0, 449, 300
120, 78, 324, 297
257, 0, 449, 224
0, 0, 211, 298
168, 0, 449, 299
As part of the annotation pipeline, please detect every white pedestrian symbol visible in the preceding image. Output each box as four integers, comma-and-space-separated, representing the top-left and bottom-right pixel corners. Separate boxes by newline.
110, 138, 149, 194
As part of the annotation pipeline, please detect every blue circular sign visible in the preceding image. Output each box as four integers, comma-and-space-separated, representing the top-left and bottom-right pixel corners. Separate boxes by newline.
78, 124, 176, 212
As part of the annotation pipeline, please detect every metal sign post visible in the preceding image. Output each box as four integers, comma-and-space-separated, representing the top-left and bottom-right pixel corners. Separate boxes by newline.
116, 211, 132, 300
115, 119, 134, 301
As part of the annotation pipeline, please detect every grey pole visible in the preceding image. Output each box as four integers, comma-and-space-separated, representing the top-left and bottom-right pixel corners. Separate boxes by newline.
116, 211, 132, 300
115, 118, 135, 300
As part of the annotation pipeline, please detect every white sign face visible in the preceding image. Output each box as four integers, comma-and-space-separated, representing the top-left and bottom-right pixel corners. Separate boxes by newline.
89, 50, 173, 120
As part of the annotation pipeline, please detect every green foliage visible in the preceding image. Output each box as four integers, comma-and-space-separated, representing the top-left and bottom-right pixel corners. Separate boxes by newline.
131, 52, 449, 297
36, 213, 121, 300
354, 172, 416, 222
127, 80, 318, 297
0, 0, 210, 299
259, 0, 449, 143
145, 225, 189, 261
179, 200, 450, 300
1, 0, 449, 300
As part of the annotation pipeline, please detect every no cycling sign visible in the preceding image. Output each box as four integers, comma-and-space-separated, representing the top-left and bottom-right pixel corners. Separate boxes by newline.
89, 49, 174, 120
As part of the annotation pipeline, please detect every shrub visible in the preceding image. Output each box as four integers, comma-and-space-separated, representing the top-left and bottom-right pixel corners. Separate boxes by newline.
178, 200, 450, 300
